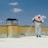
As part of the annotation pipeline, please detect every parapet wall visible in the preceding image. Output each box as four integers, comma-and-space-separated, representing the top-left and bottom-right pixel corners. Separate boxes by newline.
0, 26, 8, 37
18, 26, 35, 36
0, 25, 48, 37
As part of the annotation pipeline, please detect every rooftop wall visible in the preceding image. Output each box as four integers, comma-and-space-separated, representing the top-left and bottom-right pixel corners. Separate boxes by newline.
0, 26, 8, 37
0, 25, 48, 37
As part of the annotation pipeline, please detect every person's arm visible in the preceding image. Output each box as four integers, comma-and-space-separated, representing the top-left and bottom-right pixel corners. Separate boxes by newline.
40, 21, 42, 23
42, 20, 44, 23
38, 20, 44, 23
32, 17, 35, 22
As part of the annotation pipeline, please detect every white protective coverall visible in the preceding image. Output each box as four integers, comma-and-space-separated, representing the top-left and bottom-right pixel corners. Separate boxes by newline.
32, 15, 46, 37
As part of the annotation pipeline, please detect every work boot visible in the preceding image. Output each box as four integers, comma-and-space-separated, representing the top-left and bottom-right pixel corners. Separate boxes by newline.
39, 35, 41, 37
36, 35, 38, 37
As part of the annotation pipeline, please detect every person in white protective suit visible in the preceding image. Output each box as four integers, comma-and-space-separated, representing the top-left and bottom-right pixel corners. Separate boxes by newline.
32, 15, 46, 37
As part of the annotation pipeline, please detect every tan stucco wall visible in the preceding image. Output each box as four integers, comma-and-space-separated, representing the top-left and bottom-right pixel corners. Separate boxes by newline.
18, 26, 35, 35
0, 25, 48, 37
7, 25, 19, 37
0, 26, 8, 34
41, 26, 48, 35
0, 26, 8, 37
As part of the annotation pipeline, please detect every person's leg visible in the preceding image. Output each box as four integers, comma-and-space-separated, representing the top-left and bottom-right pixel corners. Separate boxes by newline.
35, 25, 38, 37
35, 25, 41, 37
38, 25, 41, 37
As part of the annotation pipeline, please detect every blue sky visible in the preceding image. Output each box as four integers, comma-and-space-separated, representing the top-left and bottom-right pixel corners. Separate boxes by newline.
0, 0, 48, 26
